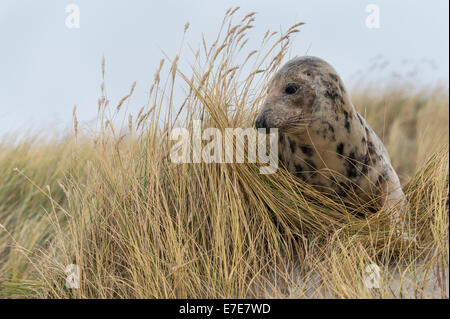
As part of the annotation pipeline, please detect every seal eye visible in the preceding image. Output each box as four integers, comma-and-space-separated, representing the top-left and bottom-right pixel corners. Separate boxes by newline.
284, 83, 299, 95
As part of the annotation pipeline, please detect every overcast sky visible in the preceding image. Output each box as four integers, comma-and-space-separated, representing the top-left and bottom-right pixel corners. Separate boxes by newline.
0, 0, 448, 137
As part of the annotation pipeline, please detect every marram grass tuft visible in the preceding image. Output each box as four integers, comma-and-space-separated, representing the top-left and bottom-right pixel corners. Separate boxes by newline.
0, 9, 448, 298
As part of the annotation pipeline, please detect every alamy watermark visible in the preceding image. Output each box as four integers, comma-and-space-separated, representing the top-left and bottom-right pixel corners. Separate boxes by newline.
365, 4, 380, 29
65, 264, 80, 289
65, 4, 80, 29
364, 263, 381, 289
169, 121, 278, 174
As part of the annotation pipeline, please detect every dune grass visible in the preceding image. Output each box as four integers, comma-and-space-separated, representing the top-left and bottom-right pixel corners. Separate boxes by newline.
0, 9, 448, 298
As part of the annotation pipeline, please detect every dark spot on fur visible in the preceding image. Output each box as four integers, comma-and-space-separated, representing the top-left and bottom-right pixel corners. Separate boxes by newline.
367, 141, 376, 155
376, 174, 385, 187
336, 143, 344, 155
301, 145, 314, 156
294, 164, 305, 180
322, 76, 345, 106
324, 87, 341, 102
361, 154, 370, 174
321, 79, 332, 88
344, 151, 360, 179
339, 84, 346, 94
329, 73, 339, 82
365, 132, 381, 165
293, 163, 307, 180
327, 123, 335, 133
320, 122, 336, 141
343, 111, 351, 133
344, 121, 351, 132
304, 159, 317, 170
357, 113, 364, 126
288, 137, 296, 154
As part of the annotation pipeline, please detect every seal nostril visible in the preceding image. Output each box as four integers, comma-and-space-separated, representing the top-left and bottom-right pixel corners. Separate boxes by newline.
255, 115, 268, 130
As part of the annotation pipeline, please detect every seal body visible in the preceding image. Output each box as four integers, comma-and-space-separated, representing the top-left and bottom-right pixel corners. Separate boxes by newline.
255, 56, 405, 213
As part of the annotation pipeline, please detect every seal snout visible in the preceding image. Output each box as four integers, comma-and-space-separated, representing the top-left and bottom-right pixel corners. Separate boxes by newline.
254, 114, 268, 130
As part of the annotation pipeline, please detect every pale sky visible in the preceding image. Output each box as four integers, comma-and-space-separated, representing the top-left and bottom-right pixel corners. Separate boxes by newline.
0, 0, 448, 137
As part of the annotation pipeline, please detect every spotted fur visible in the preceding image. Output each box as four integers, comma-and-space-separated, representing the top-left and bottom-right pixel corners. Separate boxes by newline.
255, 56, 406, 214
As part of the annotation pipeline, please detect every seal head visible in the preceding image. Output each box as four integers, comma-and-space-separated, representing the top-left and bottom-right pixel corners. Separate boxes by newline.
255, 56, 351, 132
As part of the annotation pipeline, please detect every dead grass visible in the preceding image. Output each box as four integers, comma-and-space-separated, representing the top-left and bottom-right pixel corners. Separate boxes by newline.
0, 8, 448, 298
